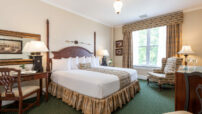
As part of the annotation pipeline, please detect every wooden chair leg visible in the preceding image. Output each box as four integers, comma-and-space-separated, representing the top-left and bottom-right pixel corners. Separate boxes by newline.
19, 99, 23, 114
159, 84, 162, 91
37, 91, 40, 106
0, 100, 2, 111
147, 78, 150, 85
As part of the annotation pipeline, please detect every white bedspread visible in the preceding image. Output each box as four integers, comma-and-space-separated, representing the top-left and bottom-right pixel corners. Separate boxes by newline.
51, 67, 138, 99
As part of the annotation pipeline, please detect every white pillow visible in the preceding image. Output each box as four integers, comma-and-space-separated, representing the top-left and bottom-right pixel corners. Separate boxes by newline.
85, 57, 91, 63
95, 57, 100, 66
62, 58, 72, 69
91, 56, 100, 67
52, 59, 71, 72
78, 56, 86, 63
71, 57, 79, 69
91, 56, 96, 67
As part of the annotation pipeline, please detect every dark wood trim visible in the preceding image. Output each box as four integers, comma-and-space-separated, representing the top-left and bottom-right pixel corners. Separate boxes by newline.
52, 46, 93, 59
0, 29, 41, 41
46, 19, 50, 72
0, 59, 33, 66
94, 32, 96, 56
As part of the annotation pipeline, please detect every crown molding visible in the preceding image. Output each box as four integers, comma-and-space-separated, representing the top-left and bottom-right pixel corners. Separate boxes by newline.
183, 6, 202, 12
41, 0, 113, 27
113, 25, 123, 28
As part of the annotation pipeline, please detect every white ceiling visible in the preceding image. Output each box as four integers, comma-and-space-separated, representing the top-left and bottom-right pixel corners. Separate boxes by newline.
41, 0, 202, 27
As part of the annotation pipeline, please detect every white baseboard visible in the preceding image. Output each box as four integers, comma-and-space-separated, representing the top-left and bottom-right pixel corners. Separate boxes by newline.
138, 75, 147, 80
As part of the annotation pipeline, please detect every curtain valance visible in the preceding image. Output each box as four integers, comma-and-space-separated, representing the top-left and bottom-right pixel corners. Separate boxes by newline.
123, 11, 183, 32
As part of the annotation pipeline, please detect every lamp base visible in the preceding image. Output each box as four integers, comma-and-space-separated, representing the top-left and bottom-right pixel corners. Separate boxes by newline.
31, 52, 41, 56
101, 56, 107, 66
30, 55, 43, 72
184, 54, 188, 66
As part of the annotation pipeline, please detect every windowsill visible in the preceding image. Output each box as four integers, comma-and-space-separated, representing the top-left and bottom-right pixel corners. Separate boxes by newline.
133, 65, 160, 69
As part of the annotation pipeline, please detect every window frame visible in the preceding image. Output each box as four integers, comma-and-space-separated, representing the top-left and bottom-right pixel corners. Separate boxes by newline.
133, 26, 166, 67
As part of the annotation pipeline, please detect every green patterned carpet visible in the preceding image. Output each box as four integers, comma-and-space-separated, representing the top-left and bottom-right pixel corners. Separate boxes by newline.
2, 80, 175, 114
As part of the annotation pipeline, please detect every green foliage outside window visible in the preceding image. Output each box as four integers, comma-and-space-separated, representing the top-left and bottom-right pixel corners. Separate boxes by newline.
136, 27, 160, 66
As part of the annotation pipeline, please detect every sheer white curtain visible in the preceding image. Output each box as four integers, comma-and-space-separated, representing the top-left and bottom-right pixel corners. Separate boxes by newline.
133, 32, 139, 66
157, 26, 166, 66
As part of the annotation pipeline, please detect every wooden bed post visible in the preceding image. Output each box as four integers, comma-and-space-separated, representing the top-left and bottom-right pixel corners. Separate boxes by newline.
46, 19, 50, 72
94, 32, 96, 57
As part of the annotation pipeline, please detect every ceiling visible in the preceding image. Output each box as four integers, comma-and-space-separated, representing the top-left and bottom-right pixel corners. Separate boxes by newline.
41, 0, 202, 27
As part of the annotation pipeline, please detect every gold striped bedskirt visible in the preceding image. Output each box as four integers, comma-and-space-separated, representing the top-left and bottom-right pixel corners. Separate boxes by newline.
49, 81, 140, 114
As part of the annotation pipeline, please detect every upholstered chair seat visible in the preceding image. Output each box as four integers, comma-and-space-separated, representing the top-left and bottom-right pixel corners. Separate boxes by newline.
1, 86, 39, 97
147, 57, 183, 89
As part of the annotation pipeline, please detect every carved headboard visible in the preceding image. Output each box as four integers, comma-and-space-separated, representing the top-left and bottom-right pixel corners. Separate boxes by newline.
46, 19, 96, 72
52, 46, 93, 59
48, 46, 93, 71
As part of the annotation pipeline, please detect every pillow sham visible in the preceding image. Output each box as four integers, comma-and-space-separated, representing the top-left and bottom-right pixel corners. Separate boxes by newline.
52, 58, 71, 72
79, 63, 91, 69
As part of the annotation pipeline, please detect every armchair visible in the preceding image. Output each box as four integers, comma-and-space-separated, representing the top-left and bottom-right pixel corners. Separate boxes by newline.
147, 57, 183, 89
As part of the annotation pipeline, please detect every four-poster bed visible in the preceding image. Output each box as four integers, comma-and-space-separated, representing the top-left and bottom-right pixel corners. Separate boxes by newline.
45, 19, 140, 114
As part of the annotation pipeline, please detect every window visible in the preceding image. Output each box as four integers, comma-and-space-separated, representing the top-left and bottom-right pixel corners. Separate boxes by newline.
133, 26, 166, 67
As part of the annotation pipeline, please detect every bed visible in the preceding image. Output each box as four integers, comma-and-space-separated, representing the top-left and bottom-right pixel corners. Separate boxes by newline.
48, 46, 140, 114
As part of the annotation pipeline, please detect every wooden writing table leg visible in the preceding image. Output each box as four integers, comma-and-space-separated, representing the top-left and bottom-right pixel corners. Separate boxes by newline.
39, 79, 42, 96
45, 74, 49, 101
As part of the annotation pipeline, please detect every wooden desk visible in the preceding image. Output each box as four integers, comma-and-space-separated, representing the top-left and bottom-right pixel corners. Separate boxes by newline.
175, 66, 202, 113
21, 72, 49, 101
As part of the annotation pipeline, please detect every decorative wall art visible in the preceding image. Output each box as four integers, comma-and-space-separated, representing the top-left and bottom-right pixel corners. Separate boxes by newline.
0, 39, 22, 54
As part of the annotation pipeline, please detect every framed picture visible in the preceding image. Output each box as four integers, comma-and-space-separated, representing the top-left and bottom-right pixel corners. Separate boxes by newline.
116, 48, 123, 56
116, 40, 123, 48
0, 39, 22, 54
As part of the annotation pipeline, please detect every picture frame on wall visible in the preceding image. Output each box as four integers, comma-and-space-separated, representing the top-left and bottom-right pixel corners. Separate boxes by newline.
116, 48, 123, 56
0, 39, 22, 54
116, 40, 123, 48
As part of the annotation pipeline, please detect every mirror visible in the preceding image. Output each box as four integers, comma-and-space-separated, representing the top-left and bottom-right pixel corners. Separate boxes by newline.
0, 29, 41, 65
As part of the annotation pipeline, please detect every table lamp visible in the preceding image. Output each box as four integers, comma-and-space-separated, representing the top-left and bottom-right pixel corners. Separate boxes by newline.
97, 49, 109, 66
178, 45, 194, 66
23, 41, 48, 72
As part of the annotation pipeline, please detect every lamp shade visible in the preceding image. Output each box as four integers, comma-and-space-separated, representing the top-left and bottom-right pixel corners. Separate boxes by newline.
23, 41, 48, 53
178, 45, 194, 55
97, 49, 109, 56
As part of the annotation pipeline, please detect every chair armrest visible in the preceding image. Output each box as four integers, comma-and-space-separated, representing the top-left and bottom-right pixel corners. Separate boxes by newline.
153, 68, 163, 73
165, 72, 175, 78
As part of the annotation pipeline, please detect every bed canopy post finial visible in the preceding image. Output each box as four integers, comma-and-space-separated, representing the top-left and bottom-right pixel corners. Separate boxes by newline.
46, 19, 50, 72
94, 32, 96, 57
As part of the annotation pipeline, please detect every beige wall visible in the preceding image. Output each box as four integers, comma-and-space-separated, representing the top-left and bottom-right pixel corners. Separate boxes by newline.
182, 9, 202, 66
113, 27, 123, 67
113, 9, 202, 68
0, 0, 112, 68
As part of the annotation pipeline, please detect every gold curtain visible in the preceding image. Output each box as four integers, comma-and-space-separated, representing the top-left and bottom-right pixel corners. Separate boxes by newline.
122, 31, 133, 68
166, 24, 182, 58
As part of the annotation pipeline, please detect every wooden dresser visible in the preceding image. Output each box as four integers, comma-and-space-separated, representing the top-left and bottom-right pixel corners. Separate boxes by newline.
175, 66, 202, 113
